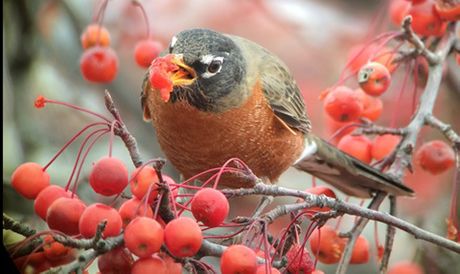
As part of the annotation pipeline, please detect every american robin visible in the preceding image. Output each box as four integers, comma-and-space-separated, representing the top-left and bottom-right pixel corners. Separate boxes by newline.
141, 28, 413, 198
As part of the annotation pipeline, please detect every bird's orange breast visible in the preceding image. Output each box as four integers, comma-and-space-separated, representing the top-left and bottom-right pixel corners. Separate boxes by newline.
145, 83, 305, 187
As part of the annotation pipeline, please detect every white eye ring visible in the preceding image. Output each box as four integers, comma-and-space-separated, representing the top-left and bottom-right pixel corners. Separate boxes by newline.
201, 56, 224, 79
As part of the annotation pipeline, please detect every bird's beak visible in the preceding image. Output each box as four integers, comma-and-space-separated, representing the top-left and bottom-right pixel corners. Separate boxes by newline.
169, 54, 197, 86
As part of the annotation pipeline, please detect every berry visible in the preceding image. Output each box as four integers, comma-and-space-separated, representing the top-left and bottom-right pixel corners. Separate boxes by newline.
358, 62, 391, 96
389, 0, 411, 26
303, 186, 337, 213
415, 140, 455, 174
43, 235, 69, 261
220, 245, 257, 274
118, 198, 154, 228
337, 135, 373, 164
309, 225, 346, 264
408, 0, 447, 37
78, 203, 123, 238
14, 251, 53, 273
164, 217, 202, 258
130, 166, 159, 203
158, 253, 182, 274
388, 261, 424, 274
46, 197, 86, 235
285, 244, 314, 274
323, 86, 363, 122
98, 247, 134, 274
34, 185, 73, 220
124, 217, 164, 258
372, 134, 401, 161
148, 55, 179, 102
80, 46, 118, 83
11, 162, 50, 199
356, 88, 383, 121
89, 157, 128, 196
350, 235, 370, 264
81, 24, 111, 49
256, 265, 281, 274
131, 256, 167, 274
312, 270, 326, 274
435, 2, 460, 21
134, 40, 163, 68
191, 188, 229, 227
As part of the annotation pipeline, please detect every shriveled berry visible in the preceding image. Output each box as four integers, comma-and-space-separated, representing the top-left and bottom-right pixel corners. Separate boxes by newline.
43, 235, 69, 261
131, 256, 167, 274
124, 217, 164, 258
191, 188, 229, 227
81, 24, 111, 49
415, 140, 455, 174
310, 225, 346, 264
118, 198, 154, 228
408, 0, 447, 36
350, 235, 370, 264
337, 135, 373, 164
80, 46, 118, 83
34, 185, 73, 220
220, 245, 257, 274
11, 162, 50, 199
46, 197, 86, 236
79, 203, 122, 238
164, 217, 202, 258
130, 166, 159, 203
89, 157, 128, 196
286, 244, 314, 274
358, 62, 391, 96
98, 247, 134, 274
134, 39, 163, 68
372, 134, 401, 161
323, 86, 363, 122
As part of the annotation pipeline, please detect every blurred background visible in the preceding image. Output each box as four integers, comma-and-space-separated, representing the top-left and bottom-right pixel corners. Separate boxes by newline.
3, 0, 460, 273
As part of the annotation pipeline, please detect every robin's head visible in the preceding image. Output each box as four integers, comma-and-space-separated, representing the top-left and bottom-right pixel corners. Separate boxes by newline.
160, 29, 248, 112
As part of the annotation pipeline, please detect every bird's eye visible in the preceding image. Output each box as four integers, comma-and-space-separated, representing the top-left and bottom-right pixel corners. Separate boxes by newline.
207, 59, 222, 74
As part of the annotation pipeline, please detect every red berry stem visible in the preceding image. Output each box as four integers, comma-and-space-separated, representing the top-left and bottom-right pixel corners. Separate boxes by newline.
391, 60, 413, 127
43, 122, 109, 171
93, 0, 109, 46
131, 0, 151, 39
42, 98, 111, 123
70, 129, 110, 196
327, 122, 363, 143
64, 127, 109, 191
213, 158, 253, 188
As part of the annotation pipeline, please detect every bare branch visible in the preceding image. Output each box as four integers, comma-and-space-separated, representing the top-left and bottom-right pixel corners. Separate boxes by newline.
3, 214, 36, 237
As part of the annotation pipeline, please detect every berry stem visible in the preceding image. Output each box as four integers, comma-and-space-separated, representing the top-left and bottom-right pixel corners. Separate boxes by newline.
43, 122, 109, 171
93, 0, 109, 46
132, 0, 151, 39
43, 98, 111, 123
391, 60, 413, 127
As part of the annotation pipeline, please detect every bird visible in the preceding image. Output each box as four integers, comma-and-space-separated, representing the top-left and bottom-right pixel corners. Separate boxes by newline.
140, 28, 414, 198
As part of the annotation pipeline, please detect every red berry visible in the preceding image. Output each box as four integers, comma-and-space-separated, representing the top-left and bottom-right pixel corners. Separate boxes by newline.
191, 188, 229, 227
130, 166, 159, 203
46, 197, 86, 235
164, 217, 202, 258
303, 186, 337, 213
79, 203, 122, 238
358, 62, 391, 96
435, 2, 460, 21
220, 245, 257, 274
285, 244, 314, 274
81, 24, 111, 49
98, 247, 134, 274
389, 0, 411, 26
309, 225, 346, 264
11, 162, 50, 199
337, 135, 373, 164
356, 88, 383, 121
43, 235, 70, 261
34, 185, 73, 220
255, 265, 281, 274
158, 253, 182, 274
118, 198, 154, 228
312, 270, 326, 274
388, 261, 424, 274
415, 140, 455, 174
323, 86, 363, 122
131, 256, 167, 274
372, 134, 401, 161
14, 251, 53, 273
350, 235, 370, 264
134, 40, 163, 68
408, 0, 447, 37
80, 46, 118, 83
124, 217, 164, 258
89, 157, 128, 196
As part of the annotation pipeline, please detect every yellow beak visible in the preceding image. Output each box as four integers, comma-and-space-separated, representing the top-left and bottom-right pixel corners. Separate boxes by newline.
169, 54, 197, 86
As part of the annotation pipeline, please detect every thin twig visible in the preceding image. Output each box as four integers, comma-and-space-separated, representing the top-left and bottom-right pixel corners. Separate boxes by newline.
380, 195, 396, 273
3, 214, 36, 237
